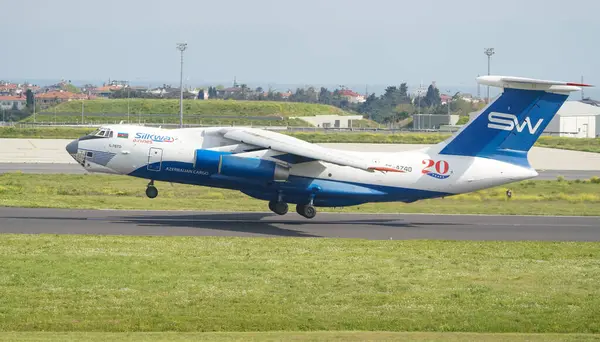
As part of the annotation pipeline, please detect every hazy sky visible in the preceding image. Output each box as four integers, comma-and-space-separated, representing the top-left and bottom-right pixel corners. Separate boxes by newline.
1, 0, 599, 91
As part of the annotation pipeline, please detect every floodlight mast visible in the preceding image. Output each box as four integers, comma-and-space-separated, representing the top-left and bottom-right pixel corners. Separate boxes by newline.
484, 48, 495, 103
176, 42, 188, 128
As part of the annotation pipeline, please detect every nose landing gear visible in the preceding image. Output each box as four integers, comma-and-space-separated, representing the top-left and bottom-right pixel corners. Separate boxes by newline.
146, 180, 158, 199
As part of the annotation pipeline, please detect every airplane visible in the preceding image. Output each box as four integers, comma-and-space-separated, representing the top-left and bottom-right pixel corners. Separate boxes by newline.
65, 75, 592, 219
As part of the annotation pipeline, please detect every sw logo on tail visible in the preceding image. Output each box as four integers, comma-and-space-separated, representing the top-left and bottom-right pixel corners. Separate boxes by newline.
487, 112, 544, 134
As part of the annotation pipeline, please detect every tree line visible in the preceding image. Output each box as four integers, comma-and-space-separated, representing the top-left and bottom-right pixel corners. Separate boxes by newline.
106, 82, 484, 125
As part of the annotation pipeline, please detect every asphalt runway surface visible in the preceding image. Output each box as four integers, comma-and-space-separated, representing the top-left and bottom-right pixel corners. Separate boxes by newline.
0, 207, 599, 241
0, 163, 598, 180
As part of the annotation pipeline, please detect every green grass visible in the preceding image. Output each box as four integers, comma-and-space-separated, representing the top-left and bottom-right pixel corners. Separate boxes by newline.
20, 99, 355, 125
1, 127, 599, 154
1, 332, 599, 341
0, 127, 96, 139
1, 173, 600, 215
22, 115, 310, 126
0, 234, 599, 334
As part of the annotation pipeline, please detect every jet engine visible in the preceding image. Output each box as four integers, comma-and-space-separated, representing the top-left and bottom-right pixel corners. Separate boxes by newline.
194, 149, 289, 182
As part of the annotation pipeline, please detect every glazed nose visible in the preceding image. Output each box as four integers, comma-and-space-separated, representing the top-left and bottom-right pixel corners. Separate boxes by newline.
65, 139, 79, 155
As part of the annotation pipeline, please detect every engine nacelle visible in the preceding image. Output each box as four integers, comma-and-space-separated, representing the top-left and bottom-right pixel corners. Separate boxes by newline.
194, 149, 289, 182
193, 149, 225, 174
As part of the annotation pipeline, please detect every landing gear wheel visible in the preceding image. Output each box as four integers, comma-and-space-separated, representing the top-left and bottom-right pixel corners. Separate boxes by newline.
146, 186, 158, 199
269, 200, 288, 215
296, 204, 316, 219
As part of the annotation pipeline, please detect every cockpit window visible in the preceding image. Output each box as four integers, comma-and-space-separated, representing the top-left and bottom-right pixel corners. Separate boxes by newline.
90, 128, 112, 138
80, 128, 113, 141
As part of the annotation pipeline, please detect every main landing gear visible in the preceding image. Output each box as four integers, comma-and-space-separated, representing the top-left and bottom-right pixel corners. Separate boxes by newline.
269, 191, 289, 215
146, 180, 158, 199
296, 204, 316, 219
268, 192, 317, 219
268, 200, 288, 215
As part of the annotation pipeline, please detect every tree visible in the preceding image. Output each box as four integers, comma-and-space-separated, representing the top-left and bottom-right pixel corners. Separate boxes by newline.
318, 87, 333, 105
399, 83, 409, 98
208, 87, 218, 99
421, 84, 441, 108
25, 89, 34, 108
197, 89, 205, 100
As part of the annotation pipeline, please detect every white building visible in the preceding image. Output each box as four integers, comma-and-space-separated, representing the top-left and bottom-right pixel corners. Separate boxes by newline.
292, 115, 364, 128
544, 101, 600, 138
0, 96, 26, 111
412, 114, 459, 130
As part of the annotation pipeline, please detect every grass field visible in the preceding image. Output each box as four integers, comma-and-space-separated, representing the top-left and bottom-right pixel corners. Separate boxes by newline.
21, 99, 359, 126
22, 115, 311, 126
0, 234, 599, 334
1, 173, 599, 215
1, 127, 599, 153
2, 332, 599, 341
35, 99, 352, 116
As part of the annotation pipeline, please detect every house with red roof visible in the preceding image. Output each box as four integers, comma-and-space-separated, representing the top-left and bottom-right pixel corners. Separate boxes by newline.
0, 95, 27, 110
339, 89, 366, 103
35, 91, 90, 108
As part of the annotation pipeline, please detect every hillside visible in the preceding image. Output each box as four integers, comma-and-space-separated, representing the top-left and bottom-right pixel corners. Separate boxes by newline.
22, 99, 364, 126
37, 99, 351, 116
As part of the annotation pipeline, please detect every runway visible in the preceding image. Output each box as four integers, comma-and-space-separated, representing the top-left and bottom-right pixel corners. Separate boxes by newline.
0, 207, 599, 241
0, 163, 597, 180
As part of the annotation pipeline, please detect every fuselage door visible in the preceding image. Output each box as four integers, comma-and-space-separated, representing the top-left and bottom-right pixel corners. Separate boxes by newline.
147, 147, 163, 171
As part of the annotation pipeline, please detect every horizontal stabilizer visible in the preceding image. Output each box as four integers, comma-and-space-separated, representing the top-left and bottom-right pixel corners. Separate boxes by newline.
477, 76, 593, 93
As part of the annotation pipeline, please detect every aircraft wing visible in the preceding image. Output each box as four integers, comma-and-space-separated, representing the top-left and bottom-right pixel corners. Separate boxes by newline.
217, 127, 400, 173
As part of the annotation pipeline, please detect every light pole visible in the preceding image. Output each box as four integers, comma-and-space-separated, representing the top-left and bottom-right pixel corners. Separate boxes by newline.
81, 100, 84, 124
127, 86, 130, 123
176, 42, 187, 128
484, 48, 495, 103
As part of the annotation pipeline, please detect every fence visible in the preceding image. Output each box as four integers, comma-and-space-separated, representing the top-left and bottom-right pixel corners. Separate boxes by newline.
7, 121, 445, 134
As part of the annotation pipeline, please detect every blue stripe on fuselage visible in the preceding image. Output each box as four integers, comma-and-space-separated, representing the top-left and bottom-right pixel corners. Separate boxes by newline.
127, 161, 450, 207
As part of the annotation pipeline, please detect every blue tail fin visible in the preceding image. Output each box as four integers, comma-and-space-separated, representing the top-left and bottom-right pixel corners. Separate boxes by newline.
437, 76, 589, 168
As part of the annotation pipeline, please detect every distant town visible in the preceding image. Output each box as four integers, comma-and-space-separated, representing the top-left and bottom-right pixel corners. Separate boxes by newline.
0, 77, 487, 124
1, 77, 599, 137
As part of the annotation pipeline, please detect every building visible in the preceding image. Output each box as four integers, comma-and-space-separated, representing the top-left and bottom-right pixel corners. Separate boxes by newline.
35, 91, 89, 108
544, 101, 600, 138
0, 96, 27, 110
0, 83, 19, 96
412, 114, 459, 130
291, 115, 364, 128
581, 98, 600, 107
339, 89, 366, 103
440, 94, 452, 105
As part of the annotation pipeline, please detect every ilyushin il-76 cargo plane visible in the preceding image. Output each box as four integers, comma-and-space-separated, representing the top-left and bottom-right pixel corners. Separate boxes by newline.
66, 76, 591, 218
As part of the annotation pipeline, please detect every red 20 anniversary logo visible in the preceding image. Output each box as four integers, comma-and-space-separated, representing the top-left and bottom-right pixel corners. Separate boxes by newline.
422, 159, 451, 179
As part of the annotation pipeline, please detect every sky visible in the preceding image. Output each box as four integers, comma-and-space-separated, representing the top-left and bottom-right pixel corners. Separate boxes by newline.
1, 0, 599, 97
